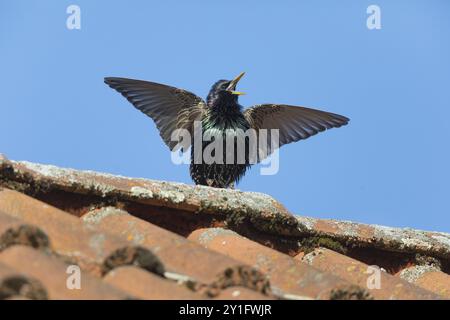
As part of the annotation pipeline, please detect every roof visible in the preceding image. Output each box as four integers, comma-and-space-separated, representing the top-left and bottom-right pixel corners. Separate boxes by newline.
0, 153, 449, 300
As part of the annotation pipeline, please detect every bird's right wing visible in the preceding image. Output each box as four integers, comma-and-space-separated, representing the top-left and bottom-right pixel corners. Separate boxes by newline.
104, 77, 206, 150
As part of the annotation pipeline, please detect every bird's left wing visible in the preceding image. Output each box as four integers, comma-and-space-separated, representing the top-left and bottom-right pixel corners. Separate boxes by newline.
244, 104, 349, 161
104, 77, 206, 150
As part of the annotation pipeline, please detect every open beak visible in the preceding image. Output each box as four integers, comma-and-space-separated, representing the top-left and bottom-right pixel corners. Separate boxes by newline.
227, 72, 245, 95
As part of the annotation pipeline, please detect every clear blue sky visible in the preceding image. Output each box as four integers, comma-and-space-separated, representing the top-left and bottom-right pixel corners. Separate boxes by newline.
1, 1, 449, 231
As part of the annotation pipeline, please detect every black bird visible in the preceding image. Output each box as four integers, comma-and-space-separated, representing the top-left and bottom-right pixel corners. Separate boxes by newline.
104, 73, 349, 188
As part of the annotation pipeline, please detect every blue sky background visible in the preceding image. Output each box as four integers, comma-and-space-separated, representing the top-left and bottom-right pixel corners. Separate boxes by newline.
1, 1, 449, 231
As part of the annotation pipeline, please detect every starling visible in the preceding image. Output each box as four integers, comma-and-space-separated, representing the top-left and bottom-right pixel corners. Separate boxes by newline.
104, 72, 349, 188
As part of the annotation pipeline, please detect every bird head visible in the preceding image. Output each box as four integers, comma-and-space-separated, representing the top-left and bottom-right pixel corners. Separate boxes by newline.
207, 72, 245, 106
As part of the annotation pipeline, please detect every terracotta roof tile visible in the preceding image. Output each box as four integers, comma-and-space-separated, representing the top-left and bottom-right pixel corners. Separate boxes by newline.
296, 216, 450, 262
398, 266, 450, 298
103, 266, 202, 300
299, 248, 440, 299
5, 296, 31, 300
0, 188, 164, 277
0, 245, 131, 299
0, 211, 49, 251
0, 261, 47, 300
188, 227, 368, 300
1, 156, 449, 300
81, 207, 270, 297
214, 287, 272, 300
0, 158, 296, 236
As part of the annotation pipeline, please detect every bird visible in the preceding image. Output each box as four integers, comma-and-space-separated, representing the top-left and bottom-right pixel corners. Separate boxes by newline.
104, 72, 349, 188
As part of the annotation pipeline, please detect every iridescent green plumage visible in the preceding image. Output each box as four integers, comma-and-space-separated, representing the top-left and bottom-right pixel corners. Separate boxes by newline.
190, 85, 251, 188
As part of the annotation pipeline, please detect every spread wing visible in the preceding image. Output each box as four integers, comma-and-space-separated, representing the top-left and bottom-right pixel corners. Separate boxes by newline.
104, 77, 206, 150
244, 104, 349, 161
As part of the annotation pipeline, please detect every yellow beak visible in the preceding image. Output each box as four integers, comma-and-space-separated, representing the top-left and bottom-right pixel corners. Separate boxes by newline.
227, 72, 245, 95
